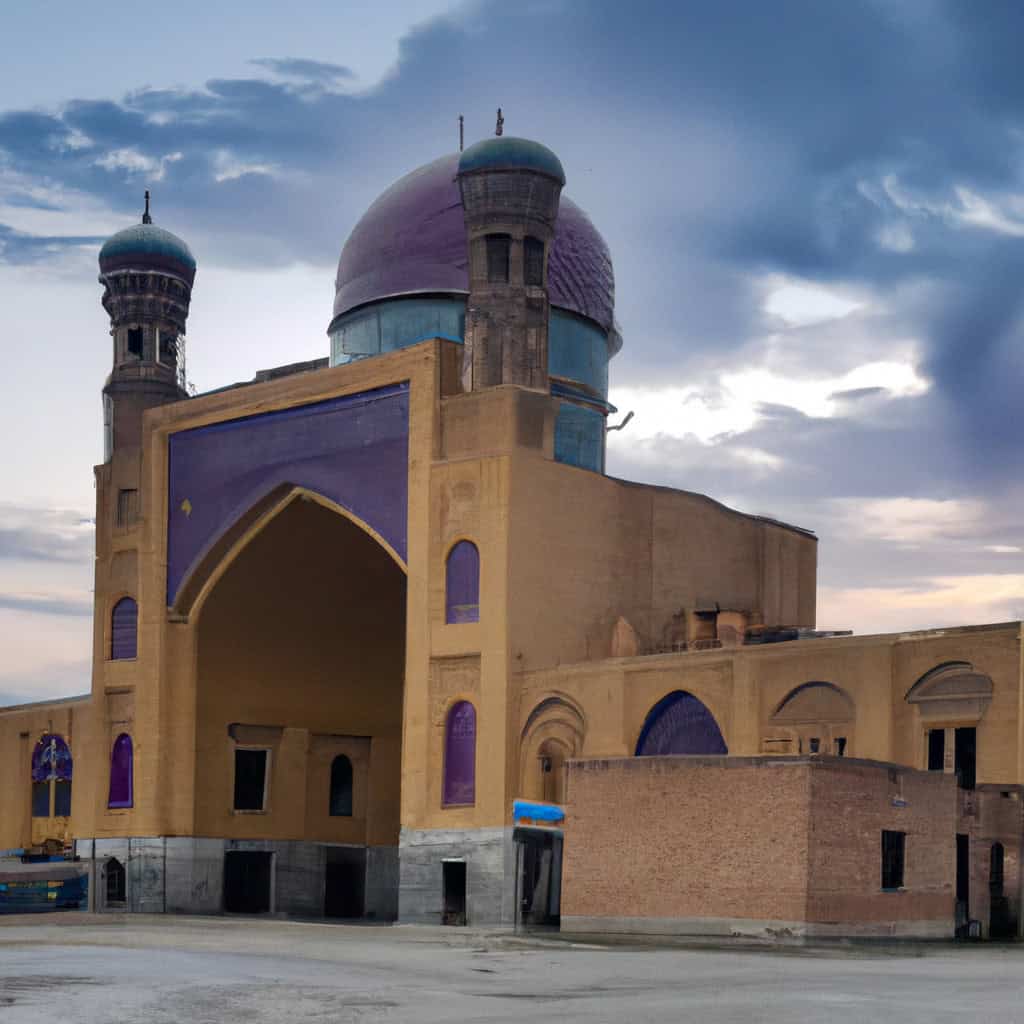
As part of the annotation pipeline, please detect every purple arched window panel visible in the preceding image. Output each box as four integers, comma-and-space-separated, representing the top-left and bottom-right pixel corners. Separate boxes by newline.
111, 597, 138, 660
443, 701, 476, 806
108, 733, 134, 809
31, 734, 72, 782
445, 541, 480, 624
635, 691, 728, 756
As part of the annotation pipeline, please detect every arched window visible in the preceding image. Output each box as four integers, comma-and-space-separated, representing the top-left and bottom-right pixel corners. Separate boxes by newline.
635, 691, 728, 756
111, 597, 138, 660
445, 541, 480, 624
31, 734, 73, 818
106, 857, 126, 906
108, 734, 134, 809
443, 701, 477, 806
329, 755, 353, 817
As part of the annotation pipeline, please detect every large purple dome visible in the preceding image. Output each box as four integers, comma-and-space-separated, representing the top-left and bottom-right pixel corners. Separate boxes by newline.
331, 153, 615, 335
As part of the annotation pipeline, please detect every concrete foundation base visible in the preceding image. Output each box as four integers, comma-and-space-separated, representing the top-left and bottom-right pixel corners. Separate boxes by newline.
74, 836, 398, 919
397, 827, 515, 926
561, 915, 955, 941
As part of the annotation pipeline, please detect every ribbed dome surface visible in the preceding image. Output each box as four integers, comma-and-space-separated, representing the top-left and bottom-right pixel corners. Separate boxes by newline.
332, 154, 614, 334
99, 222, 196, 282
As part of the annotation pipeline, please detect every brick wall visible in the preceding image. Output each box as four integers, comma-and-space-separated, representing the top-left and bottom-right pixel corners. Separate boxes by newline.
563, 757, 811, 927
563, 755, 957, 938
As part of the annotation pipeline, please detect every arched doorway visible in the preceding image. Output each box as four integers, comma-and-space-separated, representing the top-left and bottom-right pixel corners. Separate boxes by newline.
194, 494, 406, 920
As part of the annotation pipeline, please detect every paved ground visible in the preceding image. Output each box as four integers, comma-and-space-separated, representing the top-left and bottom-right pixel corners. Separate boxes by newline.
1, 915, 1023, 1023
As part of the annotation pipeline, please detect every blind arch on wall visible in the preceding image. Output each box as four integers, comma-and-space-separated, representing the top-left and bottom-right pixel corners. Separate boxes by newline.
445, 541, 480, 624
111, 597, 138, 660
443, 700, 477, 806
635, 691, 728, 756
108, 733, 134, 809
329, 754, 354, 817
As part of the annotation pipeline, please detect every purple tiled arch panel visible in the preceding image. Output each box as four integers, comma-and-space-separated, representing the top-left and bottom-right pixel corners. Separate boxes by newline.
445, 540, 480, 624
166, 383, 409, 606
635, 691, 728, 756
111, 597, 138, 660
443, 701, 476, 806
108, 733, 133, 808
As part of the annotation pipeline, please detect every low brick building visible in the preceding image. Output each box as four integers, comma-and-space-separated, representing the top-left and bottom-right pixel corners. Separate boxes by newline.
562, 756, 1018, 940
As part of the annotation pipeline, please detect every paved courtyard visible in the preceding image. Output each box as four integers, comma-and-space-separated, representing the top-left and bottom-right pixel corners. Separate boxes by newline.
1, 916, 1023, 1023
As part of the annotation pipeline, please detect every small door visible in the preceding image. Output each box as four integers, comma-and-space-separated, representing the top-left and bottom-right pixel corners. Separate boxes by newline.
324, 847, 365, 919
514, 827, 563, 930
442, 861, 467, 926
955, 833, 970, 937
223, 851, 272, 914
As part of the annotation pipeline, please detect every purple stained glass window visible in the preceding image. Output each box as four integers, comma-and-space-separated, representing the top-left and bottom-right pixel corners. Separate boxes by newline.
443, 701, 477, 806
635, 691, 728, 756
31, 734, 72, 782
111, 597, 138, 660
108, 733, 134, 809
445, 541, 480, 624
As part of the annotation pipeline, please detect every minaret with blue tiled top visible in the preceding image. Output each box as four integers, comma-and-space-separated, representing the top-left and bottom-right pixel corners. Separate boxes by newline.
98, 191, 196, 459
456, 118, 565, 392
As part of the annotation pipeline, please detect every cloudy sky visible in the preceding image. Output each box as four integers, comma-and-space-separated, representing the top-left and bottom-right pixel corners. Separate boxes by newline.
2, 0, 1023, 704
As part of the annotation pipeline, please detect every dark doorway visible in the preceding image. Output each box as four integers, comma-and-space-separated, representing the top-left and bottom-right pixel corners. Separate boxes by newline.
514, 827, 563, 930
928, 729, 945, 771
955, 833, 970, 937
989, 842, 1013, 939
324, 847, 365, 919
954, 727, 976, 790
442, 861, 467, 926
223, 851, 272, 914
105, 857, 126, 907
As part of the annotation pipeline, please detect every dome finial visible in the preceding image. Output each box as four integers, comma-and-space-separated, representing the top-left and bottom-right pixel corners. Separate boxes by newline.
495, 107, 504, 137
142, 190, 152, 225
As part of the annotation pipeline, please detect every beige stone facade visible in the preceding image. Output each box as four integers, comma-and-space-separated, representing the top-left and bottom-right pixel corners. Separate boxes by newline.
3, 133, 1022, 937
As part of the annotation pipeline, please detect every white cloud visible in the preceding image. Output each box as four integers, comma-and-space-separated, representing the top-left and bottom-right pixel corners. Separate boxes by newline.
818, 574, 1024, 634
94, 148, 183, 181
763, 278, 863, 327
608, 359, 929, 445
832, 497, 986, 546
212, 149, 281, 184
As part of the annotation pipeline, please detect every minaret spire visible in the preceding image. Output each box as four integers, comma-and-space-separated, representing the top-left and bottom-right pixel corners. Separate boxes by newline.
142, 190, 152, 224
495, 107, 504, 137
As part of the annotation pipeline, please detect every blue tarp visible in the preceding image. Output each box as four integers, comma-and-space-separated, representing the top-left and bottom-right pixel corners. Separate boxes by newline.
513, 800, 565, 823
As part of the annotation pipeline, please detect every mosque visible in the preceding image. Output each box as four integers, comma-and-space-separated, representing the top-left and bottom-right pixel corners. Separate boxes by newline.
0, 125, 1022, 940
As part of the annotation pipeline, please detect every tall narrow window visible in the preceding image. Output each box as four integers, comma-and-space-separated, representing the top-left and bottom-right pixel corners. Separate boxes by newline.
116, 489, 139, 528
524, 236, 545, 286
445, 541, 480, 624
927, 728, 945, 771
108, 734, 134, 809
111, 597, 138, 660
443, 701, 476, 807
954, 727, 976, 790
329, 755, 353, 817
127, 327, 144, 358
881, 830, 905, 890
486, 234, 510, 283
233, 749, 268, 811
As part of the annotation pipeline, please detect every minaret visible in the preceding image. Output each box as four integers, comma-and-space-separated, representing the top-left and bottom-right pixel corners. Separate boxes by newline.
97, 192, 196, 459
455, 116, 565, 391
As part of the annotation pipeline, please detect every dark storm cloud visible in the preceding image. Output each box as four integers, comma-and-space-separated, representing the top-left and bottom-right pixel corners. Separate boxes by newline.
0, 223, 105, 263
1, 0, 1023, 502
249, 58, 355, 84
